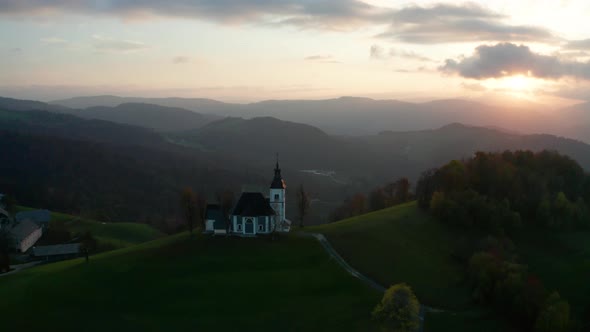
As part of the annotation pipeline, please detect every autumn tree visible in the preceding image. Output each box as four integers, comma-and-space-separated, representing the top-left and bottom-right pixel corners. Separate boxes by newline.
372, 283, 420, 332
535, 292, 570, 332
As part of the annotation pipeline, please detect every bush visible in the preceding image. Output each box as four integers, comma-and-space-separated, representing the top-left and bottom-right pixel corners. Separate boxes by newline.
372, 283, 420, 332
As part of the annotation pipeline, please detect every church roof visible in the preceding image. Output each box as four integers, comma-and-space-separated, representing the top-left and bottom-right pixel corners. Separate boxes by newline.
232, 192, 276, 217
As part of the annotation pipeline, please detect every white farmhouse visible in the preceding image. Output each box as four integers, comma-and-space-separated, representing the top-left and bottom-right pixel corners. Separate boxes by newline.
10, 219, 42, 253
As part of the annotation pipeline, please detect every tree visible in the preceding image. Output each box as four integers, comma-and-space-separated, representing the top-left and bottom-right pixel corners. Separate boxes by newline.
0, 194, 17, 215
0, 228, 12, 273
393, 178, 411, 204
217, 190, 234, 230
296, 184, 310, 228
180, 187, 198, 236
372, 283, 420, 332
535, 292, 570, 332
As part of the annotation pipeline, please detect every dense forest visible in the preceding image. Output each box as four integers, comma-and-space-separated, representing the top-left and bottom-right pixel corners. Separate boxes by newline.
415, 150, 590, 331
0, 132, 257, 229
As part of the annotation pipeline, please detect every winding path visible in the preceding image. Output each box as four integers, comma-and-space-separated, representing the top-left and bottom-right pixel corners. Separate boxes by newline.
302, 232, 429, 332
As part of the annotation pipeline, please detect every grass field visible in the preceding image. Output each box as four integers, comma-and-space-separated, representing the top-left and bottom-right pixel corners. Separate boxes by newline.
309, 202, 470, 309
0, 234, 381, 332
17, 207, 163, 249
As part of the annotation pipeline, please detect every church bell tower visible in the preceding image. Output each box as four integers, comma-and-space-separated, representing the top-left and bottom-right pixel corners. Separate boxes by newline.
269, 157, 286, 229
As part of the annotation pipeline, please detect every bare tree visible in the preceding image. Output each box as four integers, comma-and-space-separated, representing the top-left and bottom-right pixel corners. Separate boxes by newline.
216, 190, 234, 231
180, 187, 198, 236
296, 184, 310, 228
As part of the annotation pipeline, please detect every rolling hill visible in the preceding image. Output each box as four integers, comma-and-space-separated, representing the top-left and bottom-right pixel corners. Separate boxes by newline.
51, 95, 590, 143
0, 234, 380, 331
309, 201, 590, 331
68, 103, 221, 132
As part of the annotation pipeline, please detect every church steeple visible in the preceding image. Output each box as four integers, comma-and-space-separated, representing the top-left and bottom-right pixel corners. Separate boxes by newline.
270, 154, 286, 189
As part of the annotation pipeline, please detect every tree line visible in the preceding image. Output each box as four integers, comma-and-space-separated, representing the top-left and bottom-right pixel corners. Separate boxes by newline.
330, 178, 414, 222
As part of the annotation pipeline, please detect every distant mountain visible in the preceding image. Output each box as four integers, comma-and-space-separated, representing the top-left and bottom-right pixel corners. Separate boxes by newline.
70, 103, 221, 132
178, 118, 590, 185
52, 95, 235, 114
174, 116, 373, 173
0, 96, 70, 113
52, 95, 578, 140
0, 109, 165, 148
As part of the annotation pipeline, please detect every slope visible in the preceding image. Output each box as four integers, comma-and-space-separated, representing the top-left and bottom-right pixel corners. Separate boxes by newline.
0, 234, 380, 332
308, 202, 513, 332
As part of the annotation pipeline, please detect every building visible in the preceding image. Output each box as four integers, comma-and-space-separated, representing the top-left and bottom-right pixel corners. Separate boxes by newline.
204, 204, 227, 235
10, 220, 42, 253
231, 161, 291, 237
32, 243, 81, 262
16, 209, 51, 230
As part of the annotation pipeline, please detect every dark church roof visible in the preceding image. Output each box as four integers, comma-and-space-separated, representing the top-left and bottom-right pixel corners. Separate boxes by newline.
232, 192, 276, 217
270, 161, 286, 189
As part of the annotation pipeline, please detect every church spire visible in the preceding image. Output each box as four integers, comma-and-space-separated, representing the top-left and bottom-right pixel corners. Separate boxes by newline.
270, 153, 286, 189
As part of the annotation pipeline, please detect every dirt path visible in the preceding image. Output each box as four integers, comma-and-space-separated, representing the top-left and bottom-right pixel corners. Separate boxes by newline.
302, 232, 429, 332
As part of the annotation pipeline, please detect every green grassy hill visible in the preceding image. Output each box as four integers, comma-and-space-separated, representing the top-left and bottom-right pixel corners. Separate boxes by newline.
49, 211, 164, 249
309, 202, 512, 332
0, 234, 380, 332
17, 207, 163, 250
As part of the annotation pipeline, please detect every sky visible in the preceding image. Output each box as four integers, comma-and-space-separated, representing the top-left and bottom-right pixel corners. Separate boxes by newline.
1, 0, 590, 104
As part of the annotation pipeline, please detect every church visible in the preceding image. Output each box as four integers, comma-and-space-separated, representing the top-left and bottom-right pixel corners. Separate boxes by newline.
204, 161, 291, 236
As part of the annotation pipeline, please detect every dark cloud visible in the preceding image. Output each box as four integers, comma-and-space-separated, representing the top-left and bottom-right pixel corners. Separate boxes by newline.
379, 3, 555, 44
441, 42, 590, 80
92, 35, 149, 52
0, 0, 390, 30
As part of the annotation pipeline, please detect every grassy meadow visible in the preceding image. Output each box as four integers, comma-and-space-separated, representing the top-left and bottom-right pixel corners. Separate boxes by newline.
0, 234, 380, 332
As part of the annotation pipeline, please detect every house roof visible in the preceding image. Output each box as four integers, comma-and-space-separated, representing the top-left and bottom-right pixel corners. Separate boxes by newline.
32, 243, 80, 257
10, 220, 41, 240
16, 210, 51, 225
232, 192, 276, 217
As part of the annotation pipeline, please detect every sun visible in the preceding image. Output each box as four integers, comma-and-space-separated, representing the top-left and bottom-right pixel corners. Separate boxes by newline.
480, 74, 544, 99
503, 75, 532, 91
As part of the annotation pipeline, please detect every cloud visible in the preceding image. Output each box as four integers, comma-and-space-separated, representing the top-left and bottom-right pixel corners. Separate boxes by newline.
440, 42, 590, 80
378, 3, 556, 44
304, 54, 339, 63
370, 44, 433, 62
172, 56, 191, 64
461, 82, 487, 92
564, 39, 590, 50
41, 37, 68, 45
92, 35, 149, 52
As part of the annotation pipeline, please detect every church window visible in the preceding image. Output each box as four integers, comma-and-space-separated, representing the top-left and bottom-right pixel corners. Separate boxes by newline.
237, 223, 242, 231
258, 224, 264, 231
274, 194, 279, 200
